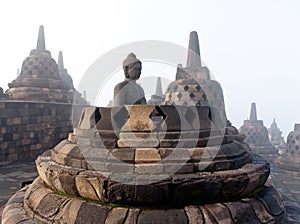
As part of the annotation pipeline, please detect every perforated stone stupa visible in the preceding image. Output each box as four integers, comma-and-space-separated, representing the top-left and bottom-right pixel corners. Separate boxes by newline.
2, 31, 284, 224
6, 26, 83, 104
276, 124, 300, 172
268, 118, 286, 153
239, 103, 278, 160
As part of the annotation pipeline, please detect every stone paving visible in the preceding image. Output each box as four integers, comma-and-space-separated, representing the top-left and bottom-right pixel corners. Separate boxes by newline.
268, 163, 300, 223
0, 159, 37, 222
0, 157, 299, 223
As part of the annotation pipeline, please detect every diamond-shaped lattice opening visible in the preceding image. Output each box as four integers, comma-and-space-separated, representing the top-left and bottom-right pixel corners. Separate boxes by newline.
112, 106, 129, 132
196, 85, 201, 91
184, 85, 189, 91
177, 92, 182, 99
189, 92, 195, 99
151, 106, 166, 131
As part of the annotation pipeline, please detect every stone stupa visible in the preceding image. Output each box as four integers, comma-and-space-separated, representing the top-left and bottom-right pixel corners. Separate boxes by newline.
57, 51, 88, 105
147, 77, 164, 105
275, 123, 300, 172
2, 31, 284, 224
268, 118, 286, 154
6, 26, 82, 104
239, 102, 278, 160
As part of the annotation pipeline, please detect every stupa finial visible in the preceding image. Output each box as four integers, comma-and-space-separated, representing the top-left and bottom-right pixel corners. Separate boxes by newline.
58, 51, 64, 71
250, 102, 257, 121
155, 77, 163, 96
186, 31, 201, 68
36, 25, 46, 51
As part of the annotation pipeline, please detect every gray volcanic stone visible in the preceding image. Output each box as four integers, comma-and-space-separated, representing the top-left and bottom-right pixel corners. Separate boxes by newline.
135, 184, 165, 206
35, 194, 67, 219
124, 209, 140, 224
75, 203, 110, 224
137, 209, 188, 224
184, 205, 204, 224
59, 174, 78, 195
105, 207, 128, 224
224, 201, 260, 223
204, 203, 232, 223
255, 184, 285, 217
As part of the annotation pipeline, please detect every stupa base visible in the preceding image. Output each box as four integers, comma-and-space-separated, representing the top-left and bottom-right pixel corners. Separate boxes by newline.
2, 177, 285, 224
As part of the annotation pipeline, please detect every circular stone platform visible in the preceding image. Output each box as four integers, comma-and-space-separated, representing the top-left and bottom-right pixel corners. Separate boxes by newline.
2, 177, 284, 224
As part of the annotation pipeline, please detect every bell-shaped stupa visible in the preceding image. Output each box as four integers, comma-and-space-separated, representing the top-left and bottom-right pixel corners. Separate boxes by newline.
239, 103, 278, 160
6, 26, 74, 103
276, 123, 300, 172
268, 118, 286, 153
162, 31, 226, 129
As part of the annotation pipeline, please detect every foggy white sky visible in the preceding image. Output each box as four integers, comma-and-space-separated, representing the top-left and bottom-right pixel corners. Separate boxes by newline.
0, 0, 299, 138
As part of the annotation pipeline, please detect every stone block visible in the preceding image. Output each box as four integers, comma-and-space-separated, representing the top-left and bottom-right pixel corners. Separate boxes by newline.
35, 193, 67, 218
137, 209, 188, 224
224, 201, 260, 223
163, 163, 194, 174
106, 162, 134, 173
110, 148, 135, 163
105, 207, 128, 224
121, 105, 156, 131
75, 203, 110, 224
159, 148, 191, 161
134, 184, 165, 205
107, 182, 136, 205
118, 138, 159, 148
184, 205, 204, 224
135, 148, 161, 163
75, 175, 100, 201
135, 163, 163, 174
77, 107, 98, 129
204, 203, 232, 223
54, 198, 83, 224
124, 209, 140, 224
242, 198, 275, 223
159, 105, 192, 131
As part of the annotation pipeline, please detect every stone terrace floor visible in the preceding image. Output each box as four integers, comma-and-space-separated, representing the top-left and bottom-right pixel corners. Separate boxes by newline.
0, 158, 299, 223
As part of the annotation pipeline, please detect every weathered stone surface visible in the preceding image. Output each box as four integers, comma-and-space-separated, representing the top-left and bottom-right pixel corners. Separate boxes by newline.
255, 184, 285, 217
59, 174, 78, 195
135, 148, 161, 163
35, 193, 67, 219
118, 138, 159, 148
204, 203, 232, 223
124, 209, 140, 224
35, 154, 270, 205
172, 177, 222, 204
75, 203, 110, 224
121, 105, 156, 131
75, 175, 101, 201
199, 206, 218, 223
242, 198, 275, 223
224, 201, 260, 223
77, 107, 98, 129
105, 207, 128, 224
137, 209, 188, 224
107, 182, 136, 204
159, 105, 193, 131
134, 184, 165, 206
135, 164, 163, 174
54, 198, 83, 224
184, 205, 204, 224
110, 148, 135, 163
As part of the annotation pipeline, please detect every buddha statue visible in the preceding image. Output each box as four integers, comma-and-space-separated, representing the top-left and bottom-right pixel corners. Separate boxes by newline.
113, 53, 146, 106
